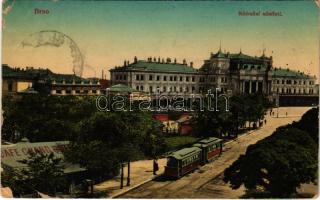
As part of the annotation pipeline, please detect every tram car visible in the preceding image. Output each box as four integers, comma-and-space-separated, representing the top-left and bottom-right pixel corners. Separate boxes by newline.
193, 137, 223, 164
164, 137, 223, 179
164, 147, 201, 178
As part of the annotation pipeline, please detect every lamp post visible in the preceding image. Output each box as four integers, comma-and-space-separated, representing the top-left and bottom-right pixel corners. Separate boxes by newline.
120, 163, 124, 189
126, 161, 130, 186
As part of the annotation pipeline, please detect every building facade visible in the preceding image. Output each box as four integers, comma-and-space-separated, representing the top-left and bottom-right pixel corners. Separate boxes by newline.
2, 64, 101, 96
271, 68, 317, 95
110, 56, 199, 95
110, 49, 317, 97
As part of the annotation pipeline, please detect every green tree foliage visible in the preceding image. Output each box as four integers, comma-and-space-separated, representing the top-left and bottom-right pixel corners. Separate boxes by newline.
291, 107, 318, 142
223, 108, 318, 197
2, 95, 168, 181
65, 111, 167, 179
195, 94, 271, 137
1, 152, 67, 196
2, 94, 97, 142
20, 152, 67, 195
1, 169, 27, 197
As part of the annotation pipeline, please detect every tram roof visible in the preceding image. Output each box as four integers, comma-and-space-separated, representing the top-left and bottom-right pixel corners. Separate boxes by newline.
169, 147, 201, 160
198, 137, 222, 145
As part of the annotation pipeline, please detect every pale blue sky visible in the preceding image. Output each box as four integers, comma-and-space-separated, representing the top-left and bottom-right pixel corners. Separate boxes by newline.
3, 0, 318, 78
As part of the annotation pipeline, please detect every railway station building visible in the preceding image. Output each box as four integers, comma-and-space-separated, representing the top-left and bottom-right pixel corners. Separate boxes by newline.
109, 49, 317, 99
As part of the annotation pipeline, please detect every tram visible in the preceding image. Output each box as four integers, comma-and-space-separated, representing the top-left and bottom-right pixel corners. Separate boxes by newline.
164, 147, 201, 178
193, 137, 223, 164
164, 137, 223, 179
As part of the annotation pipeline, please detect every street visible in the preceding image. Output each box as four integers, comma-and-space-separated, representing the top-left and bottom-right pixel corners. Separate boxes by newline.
118, 107, 316, 198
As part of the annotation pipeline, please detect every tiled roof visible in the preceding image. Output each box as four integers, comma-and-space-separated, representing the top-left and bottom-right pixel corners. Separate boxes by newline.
229, 52, 256, 60
108, 84, 138, 93
2, 140, 86, 173
210, 50, 270, 60
272, 68, 311, 78
112, 60, 198, 74
211, 50, 227, 58
2, 65, 99, 84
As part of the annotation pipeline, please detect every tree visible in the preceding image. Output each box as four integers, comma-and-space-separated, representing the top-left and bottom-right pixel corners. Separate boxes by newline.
223, 127, 318, 197
2, 95, 97, 142
291, 107, 318, 143
194, 94, 271, 138
1, 168, 27, 197
194, 96, 231, 137
65, 111, 167, 180
2, 152, 67, 196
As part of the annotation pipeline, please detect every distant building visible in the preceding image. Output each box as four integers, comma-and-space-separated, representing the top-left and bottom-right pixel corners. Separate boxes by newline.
2, 64, 102, 96
200, 49, 273, 94
177, 116, 194, 135
110, 56, 199, 95
109, 49, 317, 98
271, 67, 317, 95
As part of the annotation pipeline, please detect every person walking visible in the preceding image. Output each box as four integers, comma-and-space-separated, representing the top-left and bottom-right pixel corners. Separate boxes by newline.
153, 159, 159, 175
286, 112, 288, 117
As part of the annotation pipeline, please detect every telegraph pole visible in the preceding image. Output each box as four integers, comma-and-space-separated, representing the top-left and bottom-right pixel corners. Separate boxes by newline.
127, 161, 130, 186
120, 163, 124, 189
276, 94, 279, 118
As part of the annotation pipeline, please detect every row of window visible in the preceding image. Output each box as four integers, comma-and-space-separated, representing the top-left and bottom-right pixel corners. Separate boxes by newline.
274, 88, 314, 94
240, 64, 262, 70
115, 75, 127, 81
208, 143, 220, 152
136, 85, 197, 93
198, 77, 228, 83
55, 90, 97, 94
135, 86, 230, 93
181, 154, 200, 167
116, 74, 230, 84
273, 79, 313, 85
135, 74, 196, 82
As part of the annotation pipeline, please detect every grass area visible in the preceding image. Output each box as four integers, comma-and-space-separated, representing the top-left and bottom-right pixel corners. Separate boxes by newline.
164, 135, 201, 151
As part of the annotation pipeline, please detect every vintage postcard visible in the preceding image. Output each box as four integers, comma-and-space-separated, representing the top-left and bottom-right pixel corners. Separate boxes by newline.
1, 0, 319, 198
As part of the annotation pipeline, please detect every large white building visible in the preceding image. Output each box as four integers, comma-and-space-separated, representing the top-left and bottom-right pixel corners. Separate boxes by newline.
110, 49, 317, 97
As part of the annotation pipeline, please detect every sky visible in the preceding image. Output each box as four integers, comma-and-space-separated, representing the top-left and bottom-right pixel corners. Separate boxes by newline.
2, 0, 319, 79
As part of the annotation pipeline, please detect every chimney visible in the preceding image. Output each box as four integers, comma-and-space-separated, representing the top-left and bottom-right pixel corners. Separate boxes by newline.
166, 58, 171, 63
183, 59, 186, 65
126, 61, 129, 66
158, 57, 161, 63
162, 58, 165, 64
102, 70, 104, 79
174, 58, 177, 64
124, 60, 127, 67
134, 56, 137, 63
153, 57, 156, 62
190, 62, 193, 67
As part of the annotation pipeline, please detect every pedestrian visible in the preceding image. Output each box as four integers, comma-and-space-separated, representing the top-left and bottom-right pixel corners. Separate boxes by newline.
286, 112, 288, 117
153, 159, 159, 175
264, 119, 267, 124
272, 112, 274, 116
